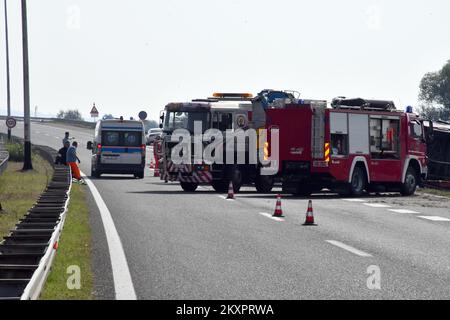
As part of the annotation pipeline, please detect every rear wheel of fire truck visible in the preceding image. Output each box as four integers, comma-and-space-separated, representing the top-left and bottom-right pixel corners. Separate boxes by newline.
255, 175, 274, 193
180, 182, 198, 192
400, 167, 418, 196
349, 165, 367, 196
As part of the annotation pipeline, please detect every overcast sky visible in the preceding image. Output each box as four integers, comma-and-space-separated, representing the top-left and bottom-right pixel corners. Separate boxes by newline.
1, 0, 449, 121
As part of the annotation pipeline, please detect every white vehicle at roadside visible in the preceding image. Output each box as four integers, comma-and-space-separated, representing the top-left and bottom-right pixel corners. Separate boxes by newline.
87, 118, 146, 179
146, 128, 163, 145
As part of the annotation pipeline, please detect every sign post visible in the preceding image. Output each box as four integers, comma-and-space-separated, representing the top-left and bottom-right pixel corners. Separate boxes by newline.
90, 103, 99, 122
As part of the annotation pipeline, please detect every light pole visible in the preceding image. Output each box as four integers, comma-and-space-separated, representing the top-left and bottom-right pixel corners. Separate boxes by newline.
21, 0, 32, 170
4, 0, 11, 141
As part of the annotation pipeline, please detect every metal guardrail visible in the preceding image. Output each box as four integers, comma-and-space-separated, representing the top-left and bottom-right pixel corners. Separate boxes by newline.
0, 152, 8, 176
0, 136, 9, 176
0, 165, 72, 300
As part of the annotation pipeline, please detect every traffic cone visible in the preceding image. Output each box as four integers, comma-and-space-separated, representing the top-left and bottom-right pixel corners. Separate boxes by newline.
154, 168, 160, 177
303, 200, 317, 226
149, 160, 155, 169
227, 181, 235, 199
273, 194, 284, 217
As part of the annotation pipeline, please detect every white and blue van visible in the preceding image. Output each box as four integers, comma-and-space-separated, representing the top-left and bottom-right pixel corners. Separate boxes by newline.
87, 119, 146, 178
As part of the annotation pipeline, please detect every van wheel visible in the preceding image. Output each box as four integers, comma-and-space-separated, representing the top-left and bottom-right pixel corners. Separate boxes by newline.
401, 167, 418, 196
92, 169, 101, 178
180, 182, 198, 192
255, 175, 274, 193
350, 166, 366, 196
134, 171, 144, 179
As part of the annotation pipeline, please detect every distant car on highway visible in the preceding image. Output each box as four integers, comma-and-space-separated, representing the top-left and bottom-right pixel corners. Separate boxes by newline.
146, 128, 162, 145
87, 118, 146, 179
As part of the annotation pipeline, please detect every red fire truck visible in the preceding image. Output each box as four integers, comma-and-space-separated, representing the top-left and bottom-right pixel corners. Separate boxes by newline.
261, 95, 427, 196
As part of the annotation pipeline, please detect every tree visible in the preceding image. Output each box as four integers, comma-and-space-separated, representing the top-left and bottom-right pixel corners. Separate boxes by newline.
419, 60, 450, 120
56, 109, 84, 121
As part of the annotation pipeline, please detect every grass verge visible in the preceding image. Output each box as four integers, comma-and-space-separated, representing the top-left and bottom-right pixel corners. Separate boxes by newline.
419, 188, 450, 198
0, 154, 53, 238
40, 183, 94, 300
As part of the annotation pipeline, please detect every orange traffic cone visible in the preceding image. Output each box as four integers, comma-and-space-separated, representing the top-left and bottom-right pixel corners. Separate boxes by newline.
303, 200, 317, 226
273, 194, 284, 217
149, 160, 155, 169
227, 181, 235, 199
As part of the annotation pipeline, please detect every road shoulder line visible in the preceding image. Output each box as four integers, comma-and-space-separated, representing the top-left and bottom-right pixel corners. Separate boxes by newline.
81, 171, 137, 300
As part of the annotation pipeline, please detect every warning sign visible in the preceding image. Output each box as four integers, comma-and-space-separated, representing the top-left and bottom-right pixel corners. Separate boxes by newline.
90, 103, 99, 118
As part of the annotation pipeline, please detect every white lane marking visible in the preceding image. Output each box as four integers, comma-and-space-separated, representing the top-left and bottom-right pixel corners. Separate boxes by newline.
81, 172, 137, 300
363, 203, 391, 208
259, 212, 285, 222
418, 216, 450, 222
342, 199, 365, 202
388, 209, 419, 214
326, 240, 373, 257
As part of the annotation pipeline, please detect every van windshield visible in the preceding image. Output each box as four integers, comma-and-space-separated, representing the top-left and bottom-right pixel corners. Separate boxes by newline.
163, 111, 210, 133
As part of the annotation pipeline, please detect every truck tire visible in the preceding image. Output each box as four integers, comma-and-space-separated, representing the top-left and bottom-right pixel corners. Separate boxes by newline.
255, 175, 274, 193
180, 182, 198, 192
401, 167, 418, 196
350, 166, 366, 196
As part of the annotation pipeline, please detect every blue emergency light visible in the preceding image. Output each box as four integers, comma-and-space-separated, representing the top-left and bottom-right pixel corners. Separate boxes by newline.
406, 106, 413, 113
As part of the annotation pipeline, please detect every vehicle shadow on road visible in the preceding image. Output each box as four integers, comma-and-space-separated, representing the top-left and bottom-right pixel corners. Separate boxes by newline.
89, 176, 138, 181
239, 193, 406, 200
127, 190, 216, 195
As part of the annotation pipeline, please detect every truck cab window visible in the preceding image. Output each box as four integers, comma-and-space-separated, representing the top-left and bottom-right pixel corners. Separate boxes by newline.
370, 118, 400, 159
213, 113, 233, 131
331, 134, 348, 156
410, 120, 423, 139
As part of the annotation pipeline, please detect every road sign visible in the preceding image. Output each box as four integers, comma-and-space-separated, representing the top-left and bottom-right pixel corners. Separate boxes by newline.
138, 111, 148, 121
90, 103, 99, 118
5, 117, 16, 129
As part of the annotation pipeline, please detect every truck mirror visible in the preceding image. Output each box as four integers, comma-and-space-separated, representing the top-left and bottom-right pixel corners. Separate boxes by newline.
87, 141, 93, 150
159, 123, 163, 129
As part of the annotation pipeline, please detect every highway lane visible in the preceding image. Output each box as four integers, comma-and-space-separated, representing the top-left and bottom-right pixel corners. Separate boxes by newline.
2, 121, 450, 299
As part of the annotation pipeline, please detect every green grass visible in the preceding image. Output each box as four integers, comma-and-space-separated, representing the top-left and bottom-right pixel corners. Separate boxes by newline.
0, 155, 53, 238
40, 183, 94, 300
5, 142, 25, 162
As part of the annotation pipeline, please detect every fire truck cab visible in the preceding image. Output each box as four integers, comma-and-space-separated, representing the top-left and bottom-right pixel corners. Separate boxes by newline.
262, 95, 427, 196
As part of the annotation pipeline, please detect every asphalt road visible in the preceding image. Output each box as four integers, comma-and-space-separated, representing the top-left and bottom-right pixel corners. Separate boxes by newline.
2, 121, 450, 299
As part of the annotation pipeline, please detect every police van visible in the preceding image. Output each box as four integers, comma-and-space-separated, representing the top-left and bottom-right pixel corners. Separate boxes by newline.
87, 118, 146, 178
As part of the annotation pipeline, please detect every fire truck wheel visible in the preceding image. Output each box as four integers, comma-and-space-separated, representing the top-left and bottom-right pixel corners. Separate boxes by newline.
180, 182, 198, 192
350, 166, 367, 196
401, 167, 418, 196
255, 175, 274, 193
